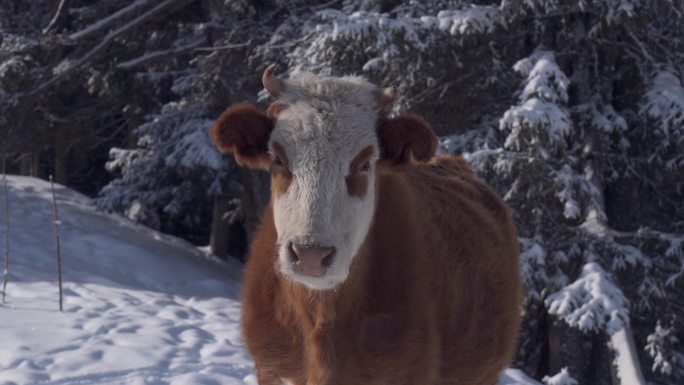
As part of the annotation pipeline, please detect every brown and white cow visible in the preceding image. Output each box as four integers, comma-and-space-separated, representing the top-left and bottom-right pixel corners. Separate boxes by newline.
211, 65, 522, 385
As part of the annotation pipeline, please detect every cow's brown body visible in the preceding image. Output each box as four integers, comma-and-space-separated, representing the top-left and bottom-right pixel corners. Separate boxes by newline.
242, 155, 521, 385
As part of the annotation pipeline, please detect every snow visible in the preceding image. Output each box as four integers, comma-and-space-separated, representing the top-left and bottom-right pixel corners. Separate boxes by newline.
0, 175, 540, 385
420, 5, 503, 35
546, 262, 629, 335
514, 52, 569, 105
645, 321, 678, 376
519, 238, 547, 301
164, 120, 223, 170
501, 98, 572, 152
500, 51, 572, 156
610, 326, 647, 385
542, 367, 577, 385
500, 369, 543, 385
640, 70, 684, 167
0, 175, 251, 385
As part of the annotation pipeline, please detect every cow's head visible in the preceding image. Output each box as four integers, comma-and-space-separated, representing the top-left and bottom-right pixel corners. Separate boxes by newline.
211, 66, 436, 290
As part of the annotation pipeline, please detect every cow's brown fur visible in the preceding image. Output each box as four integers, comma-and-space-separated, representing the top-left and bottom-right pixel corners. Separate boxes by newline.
241, 153, 522, 385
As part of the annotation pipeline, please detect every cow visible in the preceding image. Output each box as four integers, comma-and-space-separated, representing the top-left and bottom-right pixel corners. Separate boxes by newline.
210, 65, 522, 385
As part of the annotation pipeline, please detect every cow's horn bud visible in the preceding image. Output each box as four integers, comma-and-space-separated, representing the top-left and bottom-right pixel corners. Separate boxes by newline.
263, 64, 285, 97
378, 86, 398, 111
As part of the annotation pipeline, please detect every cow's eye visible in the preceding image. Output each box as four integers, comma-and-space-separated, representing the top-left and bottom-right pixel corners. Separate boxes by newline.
360, 161, 371, 172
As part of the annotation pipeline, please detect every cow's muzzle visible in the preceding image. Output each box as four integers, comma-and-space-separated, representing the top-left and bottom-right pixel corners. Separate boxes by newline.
288, 242, 336, 277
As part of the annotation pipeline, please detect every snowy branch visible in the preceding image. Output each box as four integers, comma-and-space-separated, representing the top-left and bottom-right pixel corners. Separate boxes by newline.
31, 0, 191, 95
194, 39, 252, 52
546, 262, 629, 335
117, 39, 205, 70
42, 0, 68, 34
69, 0, 156, 41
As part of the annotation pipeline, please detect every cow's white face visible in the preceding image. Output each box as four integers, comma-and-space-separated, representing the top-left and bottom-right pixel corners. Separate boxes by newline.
210, 69, 437, 292
268, 74, 381, 290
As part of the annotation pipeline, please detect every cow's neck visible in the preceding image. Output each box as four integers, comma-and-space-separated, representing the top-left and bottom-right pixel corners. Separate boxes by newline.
278, 236, 372, 330
276, 216, 376, 385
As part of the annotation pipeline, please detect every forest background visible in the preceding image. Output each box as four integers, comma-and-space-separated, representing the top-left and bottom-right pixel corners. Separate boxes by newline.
1, 1, 683, 384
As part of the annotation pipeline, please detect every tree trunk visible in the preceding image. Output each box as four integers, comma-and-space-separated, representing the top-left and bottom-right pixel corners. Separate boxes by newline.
547, 316, 563, 375
548, 317, 595, 383
19, 152, 40, 177
240, 168, 270, 240
515, 299, 550, 379
209, 195, 231, 259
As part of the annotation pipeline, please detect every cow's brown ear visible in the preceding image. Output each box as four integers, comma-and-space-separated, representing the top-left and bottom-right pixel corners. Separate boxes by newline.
376, 114, 437, 171
211, 104, 273, 169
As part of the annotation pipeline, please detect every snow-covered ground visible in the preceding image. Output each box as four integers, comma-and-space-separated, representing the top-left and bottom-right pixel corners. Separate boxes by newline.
0, 176, 540, 385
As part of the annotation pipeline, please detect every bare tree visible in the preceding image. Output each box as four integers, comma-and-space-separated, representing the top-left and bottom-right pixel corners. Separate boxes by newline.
2, 158, 9, 303
49, 176, 63, 311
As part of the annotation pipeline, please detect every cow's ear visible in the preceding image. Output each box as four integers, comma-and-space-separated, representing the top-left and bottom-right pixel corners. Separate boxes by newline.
211, 104, 274, 169
376, 114, 437, 171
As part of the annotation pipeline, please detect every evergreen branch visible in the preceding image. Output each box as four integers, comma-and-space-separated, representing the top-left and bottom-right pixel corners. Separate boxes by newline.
625, 28, 658, 68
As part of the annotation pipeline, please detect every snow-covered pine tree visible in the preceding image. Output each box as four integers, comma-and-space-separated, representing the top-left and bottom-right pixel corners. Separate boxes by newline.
464, 2, 684, 384
94, 0, 264, 257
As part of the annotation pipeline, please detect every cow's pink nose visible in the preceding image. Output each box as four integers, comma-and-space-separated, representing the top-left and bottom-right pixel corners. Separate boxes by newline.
289, 243, 336, 277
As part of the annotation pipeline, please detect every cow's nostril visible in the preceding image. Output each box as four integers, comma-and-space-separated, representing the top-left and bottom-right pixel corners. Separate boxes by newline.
321, 253, 334, 268
288, 242, 300, 262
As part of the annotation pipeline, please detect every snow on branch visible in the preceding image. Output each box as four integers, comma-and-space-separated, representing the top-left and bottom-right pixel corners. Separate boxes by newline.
69, 0, 156, 41
546, 262, 629, 334
553, 164, 603, 221
500, 50, 572, 157
286, 4, 505, 76
514, 51, 569, 104
519, 238, 548, 300
420, 5, 503, 36
163, 118, 223, 171
640, 71, 684, 169
500, 98, 571, 156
